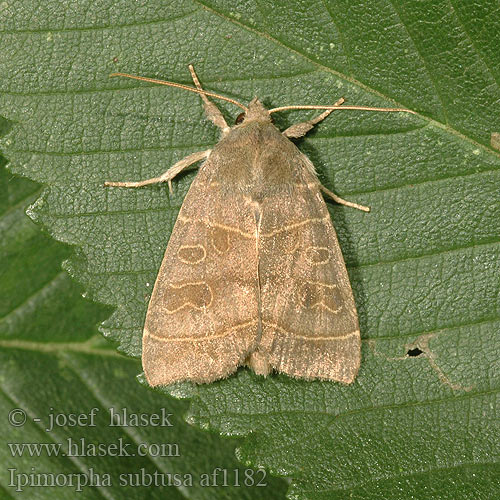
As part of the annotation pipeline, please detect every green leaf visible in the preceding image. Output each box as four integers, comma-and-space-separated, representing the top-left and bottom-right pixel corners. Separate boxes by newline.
0, 163, 287, 496
1, 1, 499, 499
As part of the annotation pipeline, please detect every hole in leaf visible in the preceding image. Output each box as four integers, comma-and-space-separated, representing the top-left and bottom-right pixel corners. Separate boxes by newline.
407, 347, 423, 357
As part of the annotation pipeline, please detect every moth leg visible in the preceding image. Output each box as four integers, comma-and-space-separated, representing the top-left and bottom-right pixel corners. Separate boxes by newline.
104, 149, 211, 193
188, 64, 230, 133
282, 97, 345, 138
320, 185, 370, 212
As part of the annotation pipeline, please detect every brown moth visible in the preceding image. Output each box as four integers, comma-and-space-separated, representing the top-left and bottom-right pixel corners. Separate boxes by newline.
105, 66, 415, 386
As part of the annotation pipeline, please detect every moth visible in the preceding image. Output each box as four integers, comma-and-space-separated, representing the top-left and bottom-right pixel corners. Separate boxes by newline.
105, 66, 414, 386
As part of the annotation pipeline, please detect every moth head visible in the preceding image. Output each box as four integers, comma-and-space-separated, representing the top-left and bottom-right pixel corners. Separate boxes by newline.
234, 98, 272, 126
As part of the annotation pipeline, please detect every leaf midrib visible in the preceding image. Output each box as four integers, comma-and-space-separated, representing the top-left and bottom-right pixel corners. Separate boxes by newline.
193, 0, 500, 158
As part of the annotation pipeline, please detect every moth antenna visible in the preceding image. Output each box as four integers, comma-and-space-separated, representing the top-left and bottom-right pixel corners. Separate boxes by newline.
269, 104, 417, 115
110, 72, 248, 111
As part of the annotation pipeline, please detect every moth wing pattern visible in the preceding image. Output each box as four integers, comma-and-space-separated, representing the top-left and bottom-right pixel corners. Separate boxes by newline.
257, 154, 361, 384
142, 155, 259, 386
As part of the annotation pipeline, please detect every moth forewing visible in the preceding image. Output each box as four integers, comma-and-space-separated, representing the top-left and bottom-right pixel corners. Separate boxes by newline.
244, 129, 361, 383
142, 152, 260, 385
105, 66, 414, 385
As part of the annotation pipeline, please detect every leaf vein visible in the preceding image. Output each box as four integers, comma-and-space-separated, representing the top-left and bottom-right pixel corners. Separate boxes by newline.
0, 9, 199, 35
